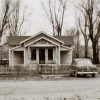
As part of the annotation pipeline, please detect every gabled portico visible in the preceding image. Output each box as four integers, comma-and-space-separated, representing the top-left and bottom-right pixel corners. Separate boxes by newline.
23, 39, 61, 66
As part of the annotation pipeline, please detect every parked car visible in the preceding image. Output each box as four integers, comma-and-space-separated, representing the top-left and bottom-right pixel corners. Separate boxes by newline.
69, 58, 98, 77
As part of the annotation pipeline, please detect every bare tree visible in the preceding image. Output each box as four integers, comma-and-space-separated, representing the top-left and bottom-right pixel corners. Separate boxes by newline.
75, 8, 89, 58
0, 0, 26, 61
8, 0, 26, 36
0, 0, 26, 37
75, 29, 80, 58
42, 0, 67, 36
0, 0, 11, 37
65, 28, 80, 58
76, 0, 100, 63
65, 28, 76, 36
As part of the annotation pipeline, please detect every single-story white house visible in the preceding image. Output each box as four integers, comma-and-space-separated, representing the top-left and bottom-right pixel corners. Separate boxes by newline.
7, 32, 74, 67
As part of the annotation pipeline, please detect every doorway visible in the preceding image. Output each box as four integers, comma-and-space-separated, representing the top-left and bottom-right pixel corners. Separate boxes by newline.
39, 48, 45, 64
14, 51, 24, 65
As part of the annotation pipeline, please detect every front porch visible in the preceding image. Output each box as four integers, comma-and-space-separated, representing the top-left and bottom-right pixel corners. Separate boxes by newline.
10, 46, 72, 67
24, 46, 60, 66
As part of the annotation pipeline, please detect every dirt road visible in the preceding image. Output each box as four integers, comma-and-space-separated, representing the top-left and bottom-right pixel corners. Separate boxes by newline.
0, 77, 100, 100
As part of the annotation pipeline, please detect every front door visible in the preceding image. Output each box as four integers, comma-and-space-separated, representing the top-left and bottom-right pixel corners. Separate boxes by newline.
39, 48, 45, 64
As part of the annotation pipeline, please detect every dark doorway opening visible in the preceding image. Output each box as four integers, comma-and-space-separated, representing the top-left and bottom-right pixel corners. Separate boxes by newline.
39, 48, 45, 64
14, 51, 24, 65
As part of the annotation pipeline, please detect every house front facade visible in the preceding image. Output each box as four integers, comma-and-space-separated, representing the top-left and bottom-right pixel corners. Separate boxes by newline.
8, 32, 74, 67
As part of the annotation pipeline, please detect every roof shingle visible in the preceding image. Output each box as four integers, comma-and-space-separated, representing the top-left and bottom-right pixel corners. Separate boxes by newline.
7, 35, 74, 46
54, 36, 74, 45
7, 36, 30, 45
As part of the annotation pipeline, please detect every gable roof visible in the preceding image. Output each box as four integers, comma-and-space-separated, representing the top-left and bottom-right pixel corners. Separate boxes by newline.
20, 32, 64, 44
7, 36, 30, 45
7, 34, 74, 46
54, 36, 74, 45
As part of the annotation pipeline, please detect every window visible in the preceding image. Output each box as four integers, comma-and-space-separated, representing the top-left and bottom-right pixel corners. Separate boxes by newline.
48, 49, 53, 60
31, 49, 36, 60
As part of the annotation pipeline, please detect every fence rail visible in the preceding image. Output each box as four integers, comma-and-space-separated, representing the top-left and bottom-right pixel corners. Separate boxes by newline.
0, 64, 71, 76
37, 64, 70, 74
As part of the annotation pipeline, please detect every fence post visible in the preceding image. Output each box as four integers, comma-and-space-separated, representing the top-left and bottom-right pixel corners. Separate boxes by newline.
29, 66, 32, 77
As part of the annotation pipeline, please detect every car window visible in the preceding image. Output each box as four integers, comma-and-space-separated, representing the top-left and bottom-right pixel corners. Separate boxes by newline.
76, 60, 92, 66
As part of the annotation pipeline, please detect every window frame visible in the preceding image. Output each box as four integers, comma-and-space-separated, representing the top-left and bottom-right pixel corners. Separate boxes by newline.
48, 48, 53, 60
31, 48, 36, 60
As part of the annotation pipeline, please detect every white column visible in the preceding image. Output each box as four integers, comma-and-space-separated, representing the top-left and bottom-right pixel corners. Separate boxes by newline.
9, 49, 11, 66
56, 46, 58, 64
28, 47, 30, 57
12, 50, 14, 67
27, 47, 30, 63
24, 48, 26, 66
56, 46, 60, 65
26, 47, 29, 65
27, 47, 31, 64
28, 47, 31, 63
45, 48, 48, 64
58, 46, 60, 65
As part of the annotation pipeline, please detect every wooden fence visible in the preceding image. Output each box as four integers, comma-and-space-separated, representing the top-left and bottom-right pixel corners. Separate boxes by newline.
37, 64, 70, 74
0, 64, 71, 76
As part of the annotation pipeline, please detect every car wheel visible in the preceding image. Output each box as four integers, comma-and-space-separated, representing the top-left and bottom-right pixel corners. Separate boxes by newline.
84, 74, 87, 77
92, 74, 95, 78
70, 73, 73, 77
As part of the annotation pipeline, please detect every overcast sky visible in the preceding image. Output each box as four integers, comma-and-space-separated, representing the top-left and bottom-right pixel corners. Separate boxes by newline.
21, 0, 76, 36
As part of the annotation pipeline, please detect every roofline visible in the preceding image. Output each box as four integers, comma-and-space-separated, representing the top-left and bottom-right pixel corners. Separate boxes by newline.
10, 46, 21, 51
61, 45, 73, 50
20, 31, 64, 44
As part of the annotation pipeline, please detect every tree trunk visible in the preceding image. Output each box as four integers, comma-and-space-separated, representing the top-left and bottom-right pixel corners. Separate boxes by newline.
76, 43, 79, 58
85, 40, 88, 58
92, 43, 99, 64
85, 46, 88, 58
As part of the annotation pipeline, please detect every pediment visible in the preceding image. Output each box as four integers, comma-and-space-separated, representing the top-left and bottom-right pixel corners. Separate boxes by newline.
29, 38, 55, 47
20, 32, 64, 47
35, 39, 52, 45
